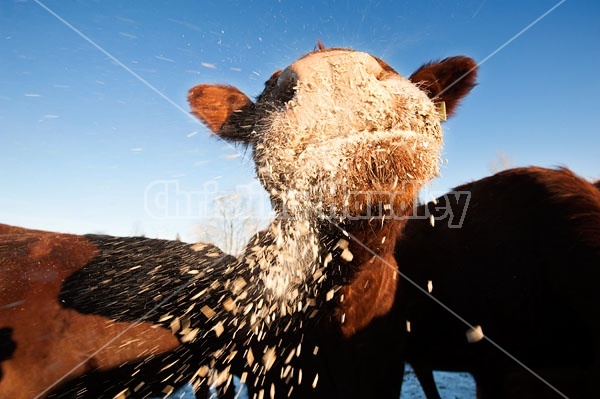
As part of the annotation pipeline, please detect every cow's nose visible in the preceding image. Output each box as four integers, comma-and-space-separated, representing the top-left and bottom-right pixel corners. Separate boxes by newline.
276, 68, 298, 103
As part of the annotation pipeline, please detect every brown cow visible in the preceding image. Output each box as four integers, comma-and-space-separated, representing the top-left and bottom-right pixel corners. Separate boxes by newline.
0, 224, 236, 398
2, 46, 477, 398
396, 167, 600, 399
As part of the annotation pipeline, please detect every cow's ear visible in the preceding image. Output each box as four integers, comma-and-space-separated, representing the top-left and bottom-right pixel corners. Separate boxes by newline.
409, 56, 477, 118
188, 84, 255, 143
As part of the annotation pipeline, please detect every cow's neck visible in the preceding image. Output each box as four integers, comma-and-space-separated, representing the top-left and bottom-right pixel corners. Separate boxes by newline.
253, 217, 320, 304
254, 190, 413, 337
319, 216, 406, 338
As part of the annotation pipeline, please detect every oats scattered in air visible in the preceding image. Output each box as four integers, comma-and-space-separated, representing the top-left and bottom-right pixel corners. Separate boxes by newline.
155, 55, 175, 63
335, 238, 349, 250
284, 348, 296, 364
263, 347, 276, 371
406, 320, 411, 332
213, 368, 231, 388
158, 314, 173, 322
427, 280, 433, 293
312, 373, 319, 388
169, 317, 181, 334
113, 388, 130, 399
201, 305, 216, 319
282, 365, 292, 378
191, 290, 204, 300
325, 289, 335, 302
191, 243, 207, 251
247, 348, 255, 366
222, 297, 236, 312
466, 325, 484, 343
159, 360, 178, 372
232, 277, 247, 293
198, 365, 209, 377
181, 328, 199, 343
429, 215, 435, 227
212, 322, 225, 337
340, 248, 354, 262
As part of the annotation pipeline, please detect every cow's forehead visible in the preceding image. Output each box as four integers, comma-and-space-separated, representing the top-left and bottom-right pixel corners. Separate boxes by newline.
281, 49, 394, 82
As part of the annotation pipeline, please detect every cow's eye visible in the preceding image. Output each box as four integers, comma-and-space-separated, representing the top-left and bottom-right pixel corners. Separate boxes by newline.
276, 68, 298, 103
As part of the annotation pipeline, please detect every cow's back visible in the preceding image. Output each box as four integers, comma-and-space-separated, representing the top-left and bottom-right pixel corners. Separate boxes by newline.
0, 224, 179, 398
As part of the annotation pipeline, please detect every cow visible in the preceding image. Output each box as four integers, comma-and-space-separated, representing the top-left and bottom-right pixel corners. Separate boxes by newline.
178, 46, 476, 398
1, 45, 477, 398
0, 224, 237, 398
396, 166, 600, 399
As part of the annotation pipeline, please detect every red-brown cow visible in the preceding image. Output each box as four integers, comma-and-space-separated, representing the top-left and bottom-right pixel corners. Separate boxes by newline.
179, 47, 476, 399
396, 167, 600, 399
0, 224, 236, 398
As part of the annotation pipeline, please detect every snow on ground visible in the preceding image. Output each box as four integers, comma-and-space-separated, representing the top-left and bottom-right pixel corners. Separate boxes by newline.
204, 365, 476, 399
401, 365, 476, 399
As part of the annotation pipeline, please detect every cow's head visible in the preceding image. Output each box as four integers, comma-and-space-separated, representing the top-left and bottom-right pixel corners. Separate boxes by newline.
189, 48, 476, 219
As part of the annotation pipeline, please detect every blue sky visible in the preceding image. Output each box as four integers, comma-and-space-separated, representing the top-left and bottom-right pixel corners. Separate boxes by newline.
1, 0, 598, 244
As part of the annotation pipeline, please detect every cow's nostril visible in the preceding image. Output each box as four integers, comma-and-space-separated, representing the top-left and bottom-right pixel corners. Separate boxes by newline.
276, 68, 298, 103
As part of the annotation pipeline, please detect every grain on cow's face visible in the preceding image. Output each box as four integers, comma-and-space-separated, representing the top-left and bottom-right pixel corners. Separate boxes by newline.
252, 49, 444, 217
